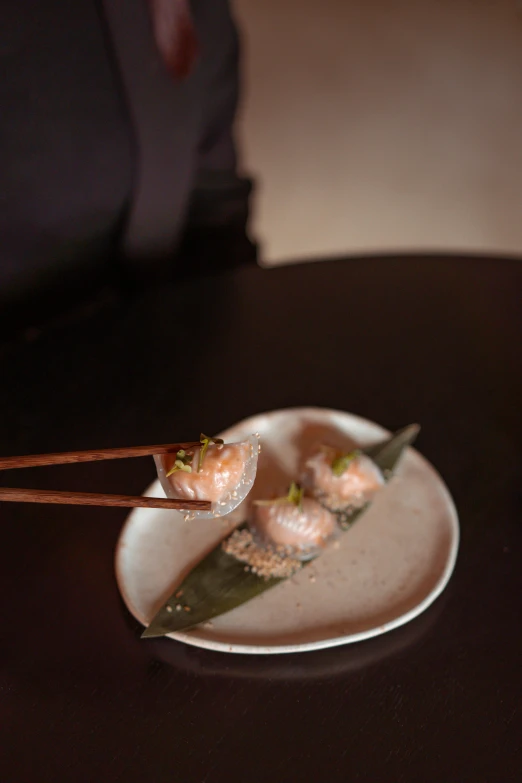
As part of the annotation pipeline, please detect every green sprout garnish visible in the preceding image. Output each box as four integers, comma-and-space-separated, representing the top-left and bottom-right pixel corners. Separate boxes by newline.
286, 481, 304, 511
166, 449, 194, 477
331, 450, 360, 477
198, 433, 225, 473
254, 482, 304, 512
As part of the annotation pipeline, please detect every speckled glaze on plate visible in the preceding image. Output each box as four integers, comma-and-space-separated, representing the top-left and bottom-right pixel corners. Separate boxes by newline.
115, 408, 459, 654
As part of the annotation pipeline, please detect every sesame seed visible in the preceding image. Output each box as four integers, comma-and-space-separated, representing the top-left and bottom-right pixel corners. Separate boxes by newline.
184, 606, 191, 613
176, 604, 182, 611
222, 528, 302, 580
166, 605, 173, 613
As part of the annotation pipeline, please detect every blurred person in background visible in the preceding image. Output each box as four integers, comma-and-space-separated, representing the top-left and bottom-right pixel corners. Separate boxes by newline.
0, 0, 254, 334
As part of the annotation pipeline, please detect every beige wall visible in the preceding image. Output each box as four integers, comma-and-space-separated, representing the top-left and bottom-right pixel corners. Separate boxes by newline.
234, 0, 522, 264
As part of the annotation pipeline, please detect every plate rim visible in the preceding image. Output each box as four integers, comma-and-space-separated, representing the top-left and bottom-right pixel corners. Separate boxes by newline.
115, 407, 460, 655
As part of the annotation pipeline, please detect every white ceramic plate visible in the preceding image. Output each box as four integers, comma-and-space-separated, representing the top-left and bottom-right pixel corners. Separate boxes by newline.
115, 408, 459, 654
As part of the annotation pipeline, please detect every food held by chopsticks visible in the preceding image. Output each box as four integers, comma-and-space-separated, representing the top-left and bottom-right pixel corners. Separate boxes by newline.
0, 434, 259, 512
154, 433, 260, 520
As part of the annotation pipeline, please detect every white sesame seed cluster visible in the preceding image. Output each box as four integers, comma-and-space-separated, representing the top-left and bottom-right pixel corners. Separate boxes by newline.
222, 528, 302, 580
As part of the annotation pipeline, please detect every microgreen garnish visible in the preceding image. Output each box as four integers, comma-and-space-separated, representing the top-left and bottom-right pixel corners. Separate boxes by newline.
166, 449, 194, 477
198, 433, 225, 472
254, 482, 304, 512
331, 450, 360, 477
286, 481, 304, 511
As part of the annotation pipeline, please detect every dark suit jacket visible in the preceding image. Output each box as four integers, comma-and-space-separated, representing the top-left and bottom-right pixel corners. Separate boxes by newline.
0, 0, 243, 311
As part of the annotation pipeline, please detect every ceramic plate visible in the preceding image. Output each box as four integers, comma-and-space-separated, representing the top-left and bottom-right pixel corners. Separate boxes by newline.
115, 408, 459, 654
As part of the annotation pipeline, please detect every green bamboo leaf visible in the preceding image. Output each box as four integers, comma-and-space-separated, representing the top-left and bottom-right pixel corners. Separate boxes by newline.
141, 524, 284, 638
363, 424, 420, 473
141, 424, 419, 638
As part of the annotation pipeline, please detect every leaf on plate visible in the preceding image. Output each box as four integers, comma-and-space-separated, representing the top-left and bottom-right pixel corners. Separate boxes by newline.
141, 424, 420, 638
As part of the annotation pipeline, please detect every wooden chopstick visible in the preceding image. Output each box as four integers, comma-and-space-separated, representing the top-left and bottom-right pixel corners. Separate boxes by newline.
0, 442, 201, 471
0, 442, 211, 510
0, 487, 211, 510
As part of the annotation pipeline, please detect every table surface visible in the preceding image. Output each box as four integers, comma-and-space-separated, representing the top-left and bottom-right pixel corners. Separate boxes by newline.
1, 256, 521, 783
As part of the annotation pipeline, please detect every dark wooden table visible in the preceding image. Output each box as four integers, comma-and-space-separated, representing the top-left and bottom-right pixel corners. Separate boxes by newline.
1, 257, 521, 782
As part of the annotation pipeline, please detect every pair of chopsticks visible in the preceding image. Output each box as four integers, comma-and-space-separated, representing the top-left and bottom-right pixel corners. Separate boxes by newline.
0, 442, 211, 511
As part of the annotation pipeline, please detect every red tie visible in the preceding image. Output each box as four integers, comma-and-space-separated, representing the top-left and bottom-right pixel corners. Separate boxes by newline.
148, 0, 199, 80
